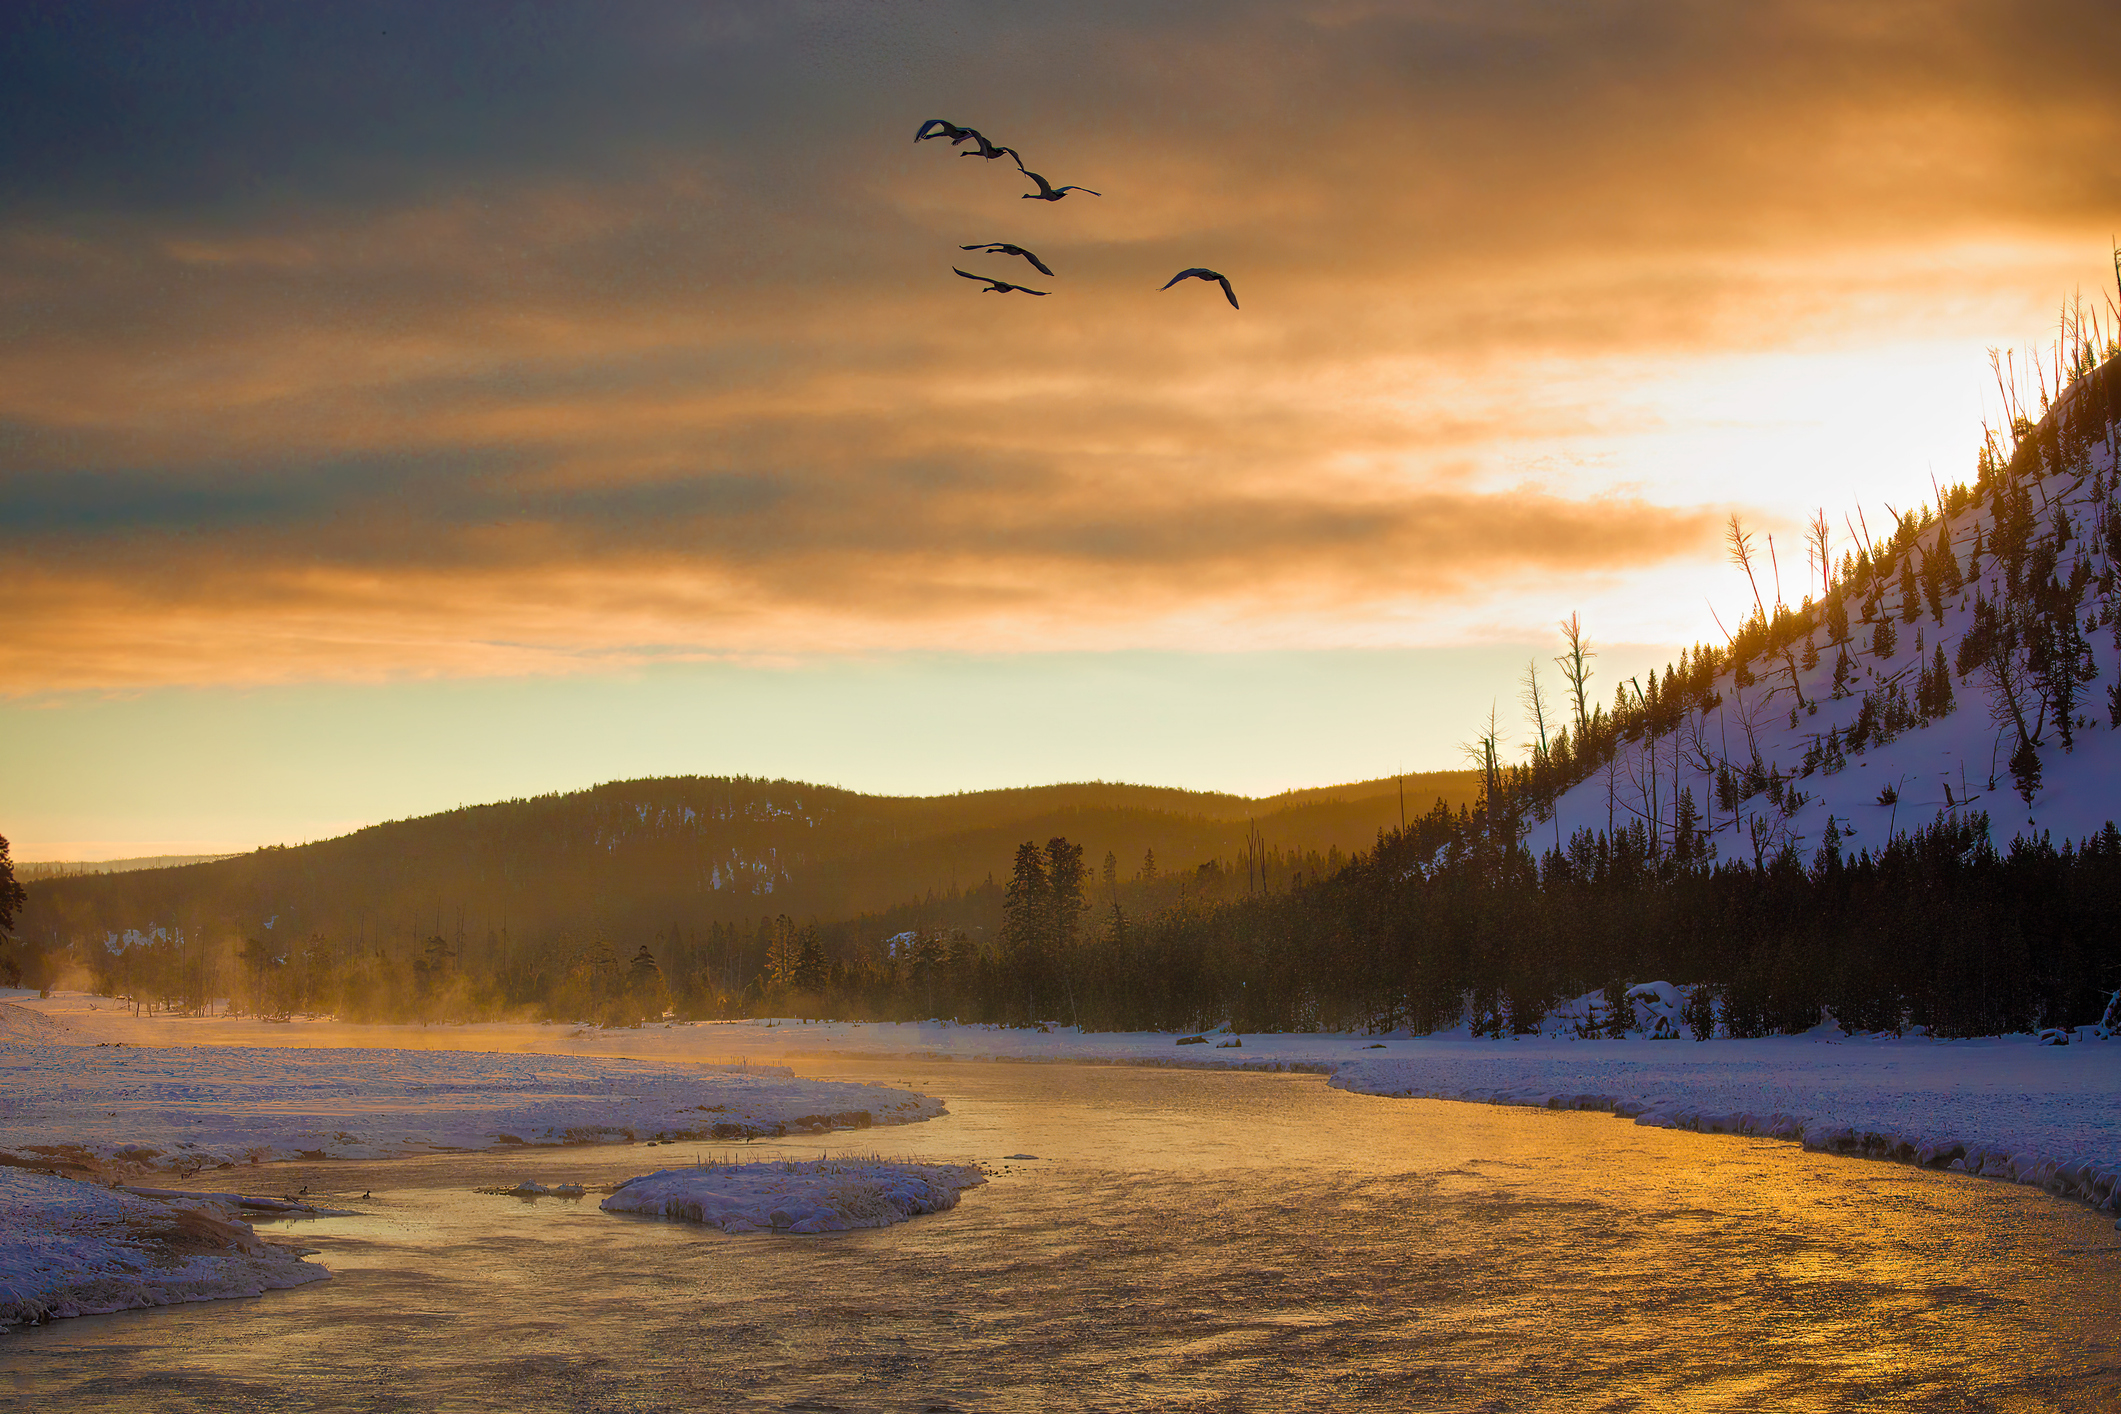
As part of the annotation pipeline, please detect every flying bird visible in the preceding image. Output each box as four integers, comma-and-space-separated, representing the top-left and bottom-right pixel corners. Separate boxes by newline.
959, 243, 1054, 276
1020, 169, 1100, 202
1160, 267, 1239, 309
955, 131, 1022, 164
954, 267, 1048, 296
914, 118, 973, 144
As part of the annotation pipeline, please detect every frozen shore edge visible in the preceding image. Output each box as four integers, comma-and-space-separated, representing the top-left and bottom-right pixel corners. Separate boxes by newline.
1324, 1069, 2121, 1221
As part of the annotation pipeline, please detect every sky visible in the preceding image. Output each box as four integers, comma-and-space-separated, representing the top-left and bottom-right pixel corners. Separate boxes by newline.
3, 0, 2119, 859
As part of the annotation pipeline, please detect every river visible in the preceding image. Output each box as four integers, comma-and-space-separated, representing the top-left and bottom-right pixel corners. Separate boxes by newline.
5, 1060, 2118, 1411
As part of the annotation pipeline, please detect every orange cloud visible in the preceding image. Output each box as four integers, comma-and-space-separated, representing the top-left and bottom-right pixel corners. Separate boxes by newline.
3, 0, 2115, 690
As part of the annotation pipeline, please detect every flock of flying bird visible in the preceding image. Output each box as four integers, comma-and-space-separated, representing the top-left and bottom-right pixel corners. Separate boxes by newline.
916, 118, 1240, 309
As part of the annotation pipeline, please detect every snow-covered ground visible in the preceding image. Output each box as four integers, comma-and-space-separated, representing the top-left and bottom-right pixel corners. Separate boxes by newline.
0, 1006, 943, 1177
1, 1168, 329, 1328
600, 1158, 985, 1234
9, 991, 2119, 1220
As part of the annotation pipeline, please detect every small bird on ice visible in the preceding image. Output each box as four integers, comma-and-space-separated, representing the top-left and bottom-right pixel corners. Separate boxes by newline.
954, 267, 1048, 296
1160, 267, 1239, 309
959, 243, 1054, 276
1019, 168, 1100, 201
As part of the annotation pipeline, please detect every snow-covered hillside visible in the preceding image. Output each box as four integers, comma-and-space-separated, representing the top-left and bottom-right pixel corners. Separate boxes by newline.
1544, 352, 2121, 857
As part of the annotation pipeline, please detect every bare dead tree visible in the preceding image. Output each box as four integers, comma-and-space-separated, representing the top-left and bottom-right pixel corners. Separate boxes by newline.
1726, 514, 1767, 626
1555, 614, 1596, 740
1519, 660, 1553, 763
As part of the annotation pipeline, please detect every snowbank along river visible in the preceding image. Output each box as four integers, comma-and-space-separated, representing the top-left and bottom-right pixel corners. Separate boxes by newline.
4, 1059, 2118, 1413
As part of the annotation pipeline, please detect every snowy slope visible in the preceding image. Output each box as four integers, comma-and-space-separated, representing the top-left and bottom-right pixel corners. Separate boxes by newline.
1545, 357, 2121, 856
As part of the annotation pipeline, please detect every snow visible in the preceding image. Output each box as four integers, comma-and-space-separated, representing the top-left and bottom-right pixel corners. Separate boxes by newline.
0, 1038, 944, 1176
1327, 1029, 2121, 1216
8, 991, 2120, 1219
1542, 389, 2121, 856
0, 1002, 79, 1047
0, 1168, 329, 1329
600, 1158, 985, 1234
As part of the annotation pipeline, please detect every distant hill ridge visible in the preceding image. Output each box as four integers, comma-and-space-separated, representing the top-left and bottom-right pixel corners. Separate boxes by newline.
17, 855, 238, 881
21, 771, 1482, 953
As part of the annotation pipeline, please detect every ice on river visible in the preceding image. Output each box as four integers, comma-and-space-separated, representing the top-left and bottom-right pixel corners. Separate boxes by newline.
600, 1158, 985, 1234
0, 1168, 329, 1329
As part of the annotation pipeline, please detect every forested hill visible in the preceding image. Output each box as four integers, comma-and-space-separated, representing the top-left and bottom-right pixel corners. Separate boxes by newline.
1537, 346, 2121, 860
1004, 343, 2121, 1042
18, 771, 1480, 962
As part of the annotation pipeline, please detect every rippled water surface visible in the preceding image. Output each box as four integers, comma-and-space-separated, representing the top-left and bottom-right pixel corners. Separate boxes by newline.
6, 1061, 2120, 1412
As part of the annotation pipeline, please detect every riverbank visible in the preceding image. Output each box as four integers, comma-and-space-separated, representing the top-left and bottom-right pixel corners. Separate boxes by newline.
0, 1169, 329, 1328
10, 990, 2119, 1218
0, 1018, 943, 1177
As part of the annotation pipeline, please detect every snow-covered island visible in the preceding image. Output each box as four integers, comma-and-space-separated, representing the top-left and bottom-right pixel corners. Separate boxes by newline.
600, 1157, 985, 1234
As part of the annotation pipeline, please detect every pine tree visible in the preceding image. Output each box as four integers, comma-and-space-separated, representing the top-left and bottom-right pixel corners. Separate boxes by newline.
764, 915, 801, 991
1683, 983, 1717, 1041
0, 834, 23, 988
627, 944, 666, 1018
1899, 557, 1921, 623
1602, 980, 1636, 1038
2010, 734, 2043, 803
1045, 837, 1087, 954
1871, 615, 1897, 660
792, 926, 827, 994
1003, 842, 1050, 954
1003, 841, 1052, 1018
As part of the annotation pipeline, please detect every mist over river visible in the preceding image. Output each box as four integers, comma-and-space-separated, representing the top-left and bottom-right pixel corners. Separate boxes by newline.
5, 1061, 2118, 1413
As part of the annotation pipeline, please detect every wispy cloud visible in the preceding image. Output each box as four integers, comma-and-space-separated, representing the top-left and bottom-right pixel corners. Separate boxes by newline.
3, 0, 2114, 690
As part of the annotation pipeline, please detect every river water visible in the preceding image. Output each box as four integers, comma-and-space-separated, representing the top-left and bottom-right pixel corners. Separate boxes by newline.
5, 1060, 2119, 1412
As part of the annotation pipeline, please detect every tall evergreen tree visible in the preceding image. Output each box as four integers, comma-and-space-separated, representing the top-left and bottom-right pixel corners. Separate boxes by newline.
1045, 838, 1086, 953
0, 835, 24, 988
792, 926, 827, 994
1002, 841, 1051, 1018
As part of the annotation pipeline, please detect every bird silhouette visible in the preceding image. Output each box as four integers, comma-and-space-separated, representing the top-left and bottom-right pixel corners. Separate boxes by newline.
959, 139, 1023, 166
954, 267, 1048, 296
959, 243, 1054, 276
1019, 169, 1099, 201
914, 118, 972, 144
1160, 267, 1239, 309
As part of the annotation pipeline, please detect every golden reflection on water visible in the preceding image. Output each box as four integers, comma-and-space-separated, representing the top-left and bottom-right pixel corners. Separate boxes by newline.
4, 1061, 2118, 1413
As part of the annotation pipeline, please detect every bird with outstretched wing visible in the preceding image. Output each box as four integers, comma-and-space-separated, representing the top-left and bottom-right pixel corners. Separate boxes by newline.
959, 243, 1054, 276
1020, 168, 1100, 202
954, 267, 1049, 296
1160, 267, 1239, 309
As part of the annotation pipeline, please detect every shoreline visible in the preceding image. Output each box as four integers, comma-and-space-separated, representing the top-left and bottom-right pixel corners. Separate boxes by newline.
11, 990, 2119, 1223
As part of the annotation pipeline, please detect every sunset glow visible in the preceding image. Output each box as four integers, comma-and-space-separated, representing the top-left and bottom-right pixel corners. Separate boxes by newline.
4, 1, 2118, 854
